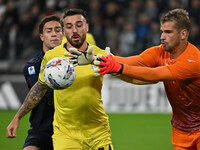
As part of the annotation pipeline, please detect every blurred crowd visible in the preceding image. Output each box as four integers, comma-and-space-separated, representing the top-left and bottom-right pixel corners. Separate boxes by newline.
0, 0, 200, 61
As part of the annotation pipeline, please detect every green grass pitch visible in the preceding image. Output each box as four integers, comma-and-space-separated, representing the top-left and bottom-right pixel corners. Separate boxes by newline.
0, 111, 173, 150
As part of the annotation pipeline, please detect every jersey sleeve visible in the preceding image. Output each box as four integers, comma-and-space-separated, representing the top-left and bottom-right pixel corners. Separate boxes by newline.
119, 46, 174, 81
114, 55, 147, 67
23, 64, 39, 89
167, 59, 200, 80
138, 46, 163, 67
122, 64, 173, 81
114, 46, 162, 67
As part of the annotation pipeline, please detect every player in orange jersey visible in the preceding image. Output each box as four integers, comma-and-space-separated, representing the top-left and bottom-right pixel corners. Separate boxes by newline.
92, 9, 200, 150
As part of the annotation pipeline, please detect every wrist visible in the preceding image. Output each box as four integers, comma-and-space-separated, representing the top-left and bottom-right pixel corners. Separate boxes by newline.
118, 64, 123, 74
91, 55, 97, 65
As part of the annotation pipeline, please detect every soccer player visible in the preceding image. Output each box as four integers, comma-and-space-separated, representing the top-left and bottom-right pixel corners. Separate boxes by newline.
7, 15, 63, 150
6, 9, 113, 150
93, 9, 200, 150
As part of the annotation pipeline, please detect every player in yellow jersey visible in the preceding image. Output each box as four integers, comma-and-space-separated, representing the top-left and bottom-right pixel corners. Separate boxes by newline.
6, 8, 113, 150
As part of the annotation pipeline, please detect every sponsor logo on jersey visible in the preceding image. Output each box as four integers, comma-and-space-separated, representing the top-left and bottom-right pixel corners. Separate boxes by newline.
187, 59, 196, 62
28, 66, 36, 75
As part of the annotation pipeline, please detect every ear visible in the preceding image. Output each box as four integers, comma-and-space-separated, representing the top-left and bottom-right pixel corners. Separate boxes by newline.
40, 34, 44, 42
180, 29, 188, 40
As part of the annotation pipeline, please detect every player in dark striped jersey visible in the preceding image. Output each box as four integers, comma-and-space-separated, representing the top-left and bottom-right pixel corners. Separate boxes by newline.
7, 15, 63, 150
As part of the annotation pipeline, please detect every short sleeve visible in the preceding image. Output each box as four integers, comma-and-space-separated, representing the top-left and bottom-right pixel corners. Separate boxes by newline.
23, 64, 39, 88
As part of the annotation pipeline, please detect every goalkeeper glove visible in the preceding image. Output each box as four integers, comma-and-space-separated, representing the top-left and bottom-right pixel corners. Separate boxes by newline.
64, 46, 94, 66
94, 47, 123, 76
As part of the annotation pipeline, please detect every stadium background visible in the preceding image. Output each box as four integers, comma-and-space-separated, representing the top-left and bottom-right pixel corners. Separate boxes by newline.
0, 0, 199, 149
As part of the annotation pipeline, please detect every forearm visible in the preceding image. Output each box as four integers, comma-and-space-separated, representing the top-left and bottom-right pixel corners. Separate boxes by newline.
114, 55, 146, 66
15, 81, 47, 120
116, 74, 158, 85
122, 65, 174, 82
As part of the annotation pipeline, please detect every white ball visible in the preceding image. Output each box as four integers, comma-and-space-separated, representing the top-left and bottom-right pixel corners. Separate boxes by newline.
43, 57, 76, 89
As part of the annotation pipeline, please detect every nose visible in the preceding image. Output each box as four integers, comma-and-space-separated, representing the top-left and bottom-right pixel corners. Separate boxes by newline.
51, 30, 57, 36
160, 33, 165, 40
72, 26, 77, 33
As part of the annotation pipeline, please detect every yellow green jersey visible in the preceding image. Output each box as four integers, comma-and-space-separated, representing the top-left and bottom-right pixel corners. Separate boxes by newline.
38, 43, 111, 140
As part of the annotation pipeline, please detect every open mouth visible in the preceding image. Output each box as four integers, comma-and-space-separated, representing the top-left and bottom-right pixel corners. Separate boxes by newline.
51, 39, 58, 42
72, 35, 80, 41
161, 41, 166, 47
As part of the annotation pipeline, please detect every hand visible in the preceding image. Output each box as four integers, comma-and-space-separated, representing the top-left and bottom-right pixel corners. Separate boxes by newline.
6, 117, 20, 138
64, 46, 94, 66
93, 47, 112, 63
94, 47, 123, 76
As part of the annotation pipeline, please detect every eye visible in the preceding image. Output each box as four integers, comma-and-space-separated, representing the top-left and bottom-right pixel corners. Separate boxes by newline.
46, 30, 51, 33
77, 22, 83, 28
66, 25, 72, 29
55, 28, 61, 32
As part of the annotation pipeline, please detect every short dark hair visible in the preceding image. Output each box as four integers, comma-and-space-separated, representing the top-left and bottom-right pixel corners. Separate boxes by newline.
160, 9, 190, 32
62, 8, 87, 22
39, 15, 62, 34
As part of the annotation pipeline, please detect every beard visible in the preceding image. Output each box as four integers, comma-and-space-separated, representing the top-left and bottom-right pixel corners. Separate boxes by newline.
66, 34, 86, 48
163, 38, 180, 52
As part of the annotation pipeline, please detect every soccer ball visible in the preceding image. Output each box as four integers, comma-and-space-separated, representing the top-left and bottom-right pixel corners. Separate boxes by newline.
43, 57, 76, 89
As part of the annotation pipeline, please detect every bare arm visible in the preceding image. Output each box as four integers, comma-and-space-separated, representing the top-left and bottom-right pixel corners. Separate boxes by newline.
6, 81, 48, 138
116, 74, 158, 85
17, 81, 47, 119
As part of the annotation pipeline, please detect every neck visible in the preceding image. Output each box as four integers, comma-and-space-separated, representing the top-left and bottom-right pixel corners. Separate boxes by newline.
170, 41, 188, 59
43, 46, 49, 53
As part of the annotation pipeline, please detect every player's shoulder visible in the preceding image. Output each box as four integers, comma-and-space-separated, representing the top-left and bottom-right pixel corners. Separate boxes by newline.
23, 51, 44, 74
86, 33, 96, 45
146, 44, 163, 51
45, 44, 64, 55
187, 42, 200, 55
45, 44, 65, 58
183, 42, 200, 64
26, 51, 44, 65
90, 44, 106, 56
140, 45, 164, 57
23, 62, 38, 76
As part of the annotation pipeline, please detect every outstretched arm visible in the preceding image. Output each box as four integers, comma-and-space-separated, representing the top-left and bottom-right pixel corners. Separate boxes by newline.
121, 64, 173, 81
116, 74, 158, 85
94, 49, 174, 82
114, 55, 147, 67
6, 81, 48, 138
94, 55, 173, 81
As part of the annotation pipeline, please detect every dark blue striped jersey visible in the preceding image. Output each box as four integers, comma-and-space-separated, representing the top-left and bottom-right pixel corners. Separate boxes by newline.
23, 51, 54, 134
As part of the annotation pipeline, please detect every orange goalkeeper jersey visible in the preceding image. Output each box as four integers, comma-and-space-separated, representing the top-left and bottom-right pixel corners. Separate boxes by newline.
115, 42, 200, 132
